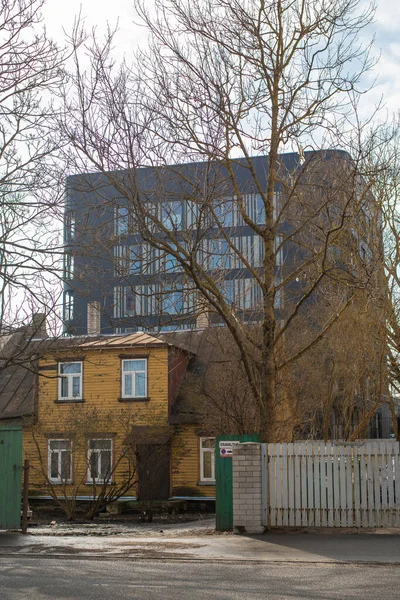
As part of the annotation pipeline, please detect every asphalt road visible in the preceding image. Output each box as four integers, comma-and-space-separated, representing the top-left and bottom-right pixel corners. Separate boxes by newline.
1, 558, 400, 600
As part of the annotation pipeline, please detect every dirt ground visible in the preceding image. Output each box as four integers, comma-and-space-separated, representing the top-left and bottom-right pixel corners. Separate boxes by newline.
26, 503, 217, 537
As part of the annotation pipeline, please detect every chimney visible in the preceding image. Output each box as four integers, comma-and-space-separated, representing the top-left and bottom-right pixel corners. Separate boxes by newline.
196, 297, 210, 330
30, 313, 47, 338
87, 301, 101, 336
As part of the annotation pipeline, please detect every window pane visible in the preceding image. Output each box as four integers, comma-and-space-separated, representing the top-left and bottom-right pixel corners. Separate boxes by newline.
161, 201, 183, 230
65, 211, 75, 241
116, 207, 129, 235
130, 245, 141, 274
220, 240, 231, 268
202, 438, 214, 449
163, 288, 183, 314
65, 254, 74, 279
124, 373, 133, 396
123, 359, 146, 372
90, 440, 111, 450
60, 377, 69, 398
51, 440, 70, 450
63, 291, 74, 321
50, 452, 59, 479
89, 453, 98, 480
224, 280, 235, 304
60, 450, 71, 480
256, 194, 265, 224
60, 363, 81, 374
125, 291, 135, 316
100, 450, 112, 480
135, 372, 146, 397
203, 452, 212, 479
72, 376, 81, 398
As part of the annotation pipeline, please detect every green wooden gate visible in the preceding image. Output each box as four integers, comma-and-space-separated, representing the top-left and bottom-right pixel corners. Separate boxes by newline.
215, 434, 260, 531
0, 424, 23, 530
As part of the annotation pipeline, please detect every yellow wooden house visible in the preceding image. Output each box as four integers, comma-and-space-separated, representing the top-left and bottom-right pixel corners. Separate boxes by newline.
22, 332, 216, 503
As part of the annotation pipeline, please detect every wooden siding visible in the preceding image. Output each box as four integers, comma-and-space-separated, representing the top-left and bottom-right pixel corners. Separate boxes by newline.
23, 346, 170, 497
171, 424, 215, 498
168, 349, 190, 414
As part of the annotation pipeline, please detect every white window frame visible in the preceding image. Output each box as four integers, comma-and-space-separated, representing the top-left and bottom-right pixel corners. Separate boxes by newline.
64, 210, 75, 242
58, 361, 83, 401
87, 439, 113, 484
48, 439, 72, 483
63, 290, 74, 321
121, 358, 148, 398
115, 206, 130, 235
64, 253, 75, 279
199, 437, 215, 483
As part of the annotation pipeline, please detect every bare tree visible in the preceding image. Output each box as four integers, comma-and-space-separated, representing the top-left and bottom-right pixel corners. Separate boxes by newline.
0, 0, 69, 346
367, 128, 400, 440
29, 406, 140, 520
58, 0, 388, 440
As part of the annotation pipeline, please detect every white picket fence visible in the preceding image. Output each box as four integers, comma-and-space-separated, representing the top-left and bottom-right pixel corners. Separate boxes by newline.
262, 441, 400, 528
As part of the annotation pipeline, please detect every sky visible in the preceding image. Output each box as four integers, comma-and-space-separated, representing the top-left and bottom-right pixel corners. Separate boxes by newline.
42, 0, 400, 122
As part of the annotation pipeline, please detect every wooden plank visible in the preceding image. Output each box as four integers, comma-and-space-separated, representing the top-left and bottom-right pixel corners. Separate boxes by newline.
387, 441, 395, 526
281, 444, 288, 526
287, 443, 295, 527
339, 445, 347, 527
326, 442, 334, 527
294, 443, 302, 527
373, 441, 382, 528
301, 443, 308, 526
313, 442, 321, 527
307, 443, 314, 527
345, 445, 353, 527
333, 443, 340, 527
366, 442, 374, 527
269, 444, 276, 527
360, 443, 368, 527
393, 443, 400, 527
380, 441, 389, 528
353, 445, 361, 528
320, 442, 327, 527
275, 444, 282, 526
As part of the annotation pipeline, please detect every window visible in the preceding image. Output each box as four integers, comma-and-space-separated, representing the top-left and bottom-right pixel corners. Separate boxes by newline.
217, 278, 261, 311
64, 254, 74, 279
48, 440, 72, 483
63, 290, 74, 321
161, 242, 183, 273
114, 244, 141, 276
64, 210, 75, 242
200, 437, 215, 482
162, 284, 184, 314
114, 285, 159, 318
58, 362, 82, 400
254, 194, 265, 224
161, 201, 183, 230
207, 239, 231, 270
122, 359, 147, 398
129, 244, 141, 274
214, 199, 234, 227
125, 290, 136, 316
186, 201, 198, 228
87, 439, 112, 484
115, 206, 136, 236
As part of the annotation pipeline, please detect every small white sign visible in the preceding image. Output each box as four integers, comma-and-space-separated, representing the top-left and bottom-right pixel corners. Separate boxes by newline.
219, 440, 241, 458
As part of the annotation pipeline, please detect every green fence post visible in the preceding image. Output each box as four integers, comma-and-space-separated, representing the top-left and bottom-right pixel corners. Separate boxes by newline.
215, 433, 260, 531
0, 424, 23, 530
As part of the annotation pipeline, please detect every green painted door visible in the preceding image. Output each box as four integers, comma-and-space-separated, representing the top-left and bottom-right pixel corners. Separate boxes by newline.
215, 434, 260, 531
0, 425, 23, 530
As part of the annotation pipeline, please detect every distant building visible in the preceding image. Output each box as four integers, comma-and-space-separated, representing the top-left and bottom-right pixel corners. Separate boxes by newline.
64, 150, 371, 335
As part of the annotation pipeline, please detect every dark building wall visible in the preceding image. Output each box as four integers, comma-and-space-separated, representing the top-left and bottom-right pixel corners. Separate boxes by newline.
62, 149, 359, 336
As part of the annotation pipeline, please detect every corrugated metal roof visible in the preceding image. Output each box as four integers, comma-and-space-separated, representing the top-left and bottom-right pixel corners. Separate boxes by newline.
80, 332, 167, 348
